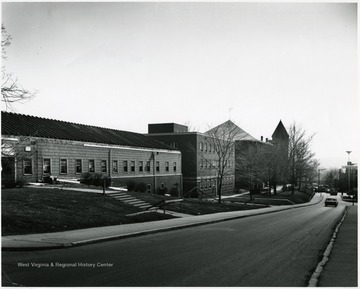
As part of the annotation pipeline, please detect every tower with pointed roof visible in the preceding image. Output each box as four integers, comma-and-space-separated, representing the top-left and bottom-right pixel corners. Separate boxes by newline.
272, 120, 289, 143
270, 120, 289, 165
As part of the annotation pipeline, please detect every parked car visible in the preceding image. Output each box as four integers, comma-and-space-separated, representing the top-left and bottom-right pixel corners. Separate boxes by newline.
330, 188, 337, 196
325, 198, 338, 207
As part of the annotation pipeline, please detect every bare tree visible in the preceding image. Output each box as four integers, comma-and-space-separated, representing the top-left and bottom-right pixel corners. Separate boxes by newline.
257, 141, 289, 195
2, 25, 37, 110
204, 120, 238, 203
323, 168, 339, 189
288, 123, 318, 194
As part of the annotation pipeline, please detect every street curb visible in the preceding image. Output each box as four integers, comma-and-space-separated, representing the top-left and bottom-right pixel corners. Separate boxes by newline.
307, 205, 349, 287
2, 194, 324, 251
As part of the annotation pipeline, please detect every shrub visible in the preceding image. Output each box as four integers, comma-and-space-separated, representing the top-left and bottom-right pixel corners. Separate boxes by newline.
80, 173, 111, 187
126, 180, 136, 192
169, 187, 179, 197
15, 178, 26, 188
158, 187, 168, 195
135, 182, 147, 193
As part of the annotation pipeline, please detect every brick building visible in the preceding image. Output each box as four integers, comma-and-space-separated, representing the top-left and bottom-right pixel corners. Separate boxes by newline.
1, 112, 182, 195
147, 123, 235, 198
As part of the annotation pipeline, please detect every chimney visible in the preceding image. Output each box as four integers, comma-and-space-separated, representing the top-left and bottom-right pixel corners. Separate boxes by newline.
261, 136, 263, 141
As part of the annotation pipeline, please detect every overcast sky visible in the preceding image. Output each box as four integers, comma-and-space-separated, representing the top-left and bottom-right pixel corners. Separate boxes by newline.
1, 2, 358, 169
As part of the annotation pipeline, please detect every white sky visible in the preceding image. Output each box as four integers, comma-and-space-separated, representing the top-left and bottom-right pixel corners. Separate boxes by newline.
1, 2, 358, 169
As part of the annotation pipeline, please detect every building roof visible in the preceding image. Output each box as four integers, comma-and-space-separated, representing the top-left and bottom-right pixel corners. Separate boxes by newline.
272, 120, 289, 140
205, 120, 261, 142
1, 111, 177, 151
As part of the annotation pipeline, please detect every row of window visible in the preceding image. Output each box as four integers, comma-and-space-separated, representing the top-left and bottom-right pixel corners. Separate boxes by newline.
24, 158, 177, 175
199, 142, 216, 153
199, 159, 234, 169
199, 177, 234, 190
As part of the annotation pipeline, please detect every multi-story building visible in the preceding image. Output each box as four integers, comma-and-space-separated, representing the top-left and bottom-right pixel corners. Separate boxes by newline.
147, 123, 235, 198
1, 111, 182, 195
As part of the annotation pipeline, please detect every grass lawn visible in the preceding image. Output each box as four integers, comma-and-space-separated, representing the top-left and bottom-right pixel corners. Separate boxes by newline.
226, 190, 314, 205
1, 187, 176, 236
129, 191, 268, 215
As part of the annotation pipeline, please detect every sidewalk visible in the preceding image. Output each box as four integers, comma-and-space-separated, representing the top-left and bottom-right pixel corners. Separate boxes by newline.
2, 193, 323, 251
317, 205, 358, 287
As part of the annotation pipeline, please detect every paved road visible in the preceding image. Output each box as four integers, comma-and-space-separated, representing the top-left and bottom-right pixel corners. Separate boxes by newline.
2, 195, 346, 287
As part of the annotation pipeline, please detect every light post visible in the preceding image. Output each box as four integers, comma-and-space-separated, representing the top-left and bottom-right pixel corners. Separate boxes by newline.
318, 168, 326, 196
346, 151, 352, 195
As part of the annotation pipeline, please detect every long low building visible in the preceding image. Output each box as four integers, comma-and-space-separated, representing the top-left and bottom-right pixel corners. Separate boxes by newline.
1, 111, 182, 195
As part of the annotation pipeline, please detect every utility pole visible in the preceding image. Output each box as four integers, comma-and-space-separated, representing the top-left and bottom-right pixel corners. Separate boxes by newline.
318, 168, 326, 196
346, 151, 352, 196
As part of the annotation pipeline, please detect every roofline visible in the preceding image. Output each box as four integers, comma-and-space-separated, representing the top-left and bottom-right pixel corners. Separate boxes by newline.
1, 134, 181, 153
84, 143, 181, 154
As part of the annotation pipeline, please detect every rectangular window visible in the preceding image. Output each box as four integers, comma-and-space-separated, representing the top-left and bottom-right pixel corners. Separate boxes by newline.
89, 159, 95, 173
139, 161, 143, 172
60, 159, 68, 174
146, 161, 151, 172
156, 161, 160, 172
76, 159, 82, 174
101, 160, 107, 173
24, 158, 33, 175
165, 161, 169, 172
112, 160, 118, 173
200, 159, 203, 168
131, 161, 135, 172
43, 158, 51, 174
200, 142, 203, 151
123, 161, 128, 172
147, 184, 151, 194
173, 162, 177, 172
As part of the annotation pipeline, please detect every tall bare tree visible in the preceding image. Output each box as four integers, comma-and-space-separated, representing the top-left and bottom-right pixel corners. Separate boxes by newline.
288, 123, 318, 193
2, 25, 37, 110
204, 120, 238, 203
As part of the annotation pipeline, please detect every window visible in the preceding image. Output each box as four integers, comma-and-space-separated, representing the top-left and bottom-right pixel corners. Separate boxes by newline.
156, 161, 160, 172
24, 159, 33, 175
139, 161, 143, 172
131, 161, 135, 172
160, 183, 165, 189
209, 144, 212, 153
76, 159, 82, 174
147, 184, 151, 194
146, 161, 151, 172
200, 142, 203, 151
165, 161, 169, 172
112, 160, 118, 173
173, 162, 177, 172
89, 159, 95, 173
101, 160, 107, 173
60, 159, 68, 174
123, 161, 128, 172
43, 158, 51, 174
200, 159, 203, 168
205, 143, 208, 152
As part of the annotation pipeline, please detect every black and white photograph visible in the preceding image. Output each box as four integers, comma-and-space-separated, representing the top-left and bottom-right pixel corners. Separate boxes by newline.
1, 1, 358, 287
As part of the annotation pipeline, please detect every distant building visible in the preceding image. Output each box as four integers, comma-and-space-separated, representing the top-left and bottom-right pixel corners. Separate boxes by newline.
1, 111, 182, 195
147, 123, 235, 198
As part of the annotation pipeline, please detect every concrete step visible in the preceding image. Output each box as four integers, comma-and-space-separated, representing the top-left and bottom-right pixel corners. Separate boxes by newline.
106, 193, 127, 197
113, 196, 135, 201
126, 200, 147, 205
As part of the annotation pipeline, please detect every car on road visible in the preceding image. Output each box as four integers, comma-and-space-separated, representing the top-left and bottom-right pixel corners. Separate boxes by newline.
325, 197, 338, 207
